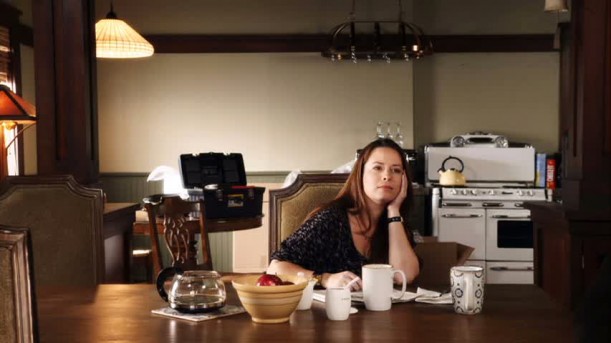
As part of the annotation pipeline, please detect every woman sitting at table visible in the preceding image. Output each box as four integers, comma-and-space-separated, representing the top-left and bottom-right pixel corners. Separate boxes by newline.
266, 138, 420, 291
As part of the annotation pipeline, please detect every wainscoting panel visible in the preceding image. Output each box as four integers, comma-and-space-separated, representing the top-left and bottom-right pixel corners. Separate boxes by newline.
99, 173, 163, 204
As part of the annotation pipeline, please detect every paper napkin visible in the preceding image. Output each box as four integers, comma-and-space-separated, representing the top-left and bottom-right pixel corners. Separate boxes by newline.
151, 305, 246, 322
313, 288, 451, 305
413, 287, 453, 305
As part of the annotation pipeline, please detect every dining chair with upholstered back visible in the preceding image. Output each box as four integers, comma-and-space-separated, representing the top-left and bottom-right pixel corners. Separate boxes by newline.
0, 226, 39, 343
144, 195, 212, 276
0, 175, 105, 286
268, 173, 348, 257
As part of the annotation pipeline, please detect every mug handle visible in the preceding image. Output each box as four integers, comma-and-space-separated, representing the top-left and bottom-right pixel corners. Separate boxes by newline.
390, 269, 407, 301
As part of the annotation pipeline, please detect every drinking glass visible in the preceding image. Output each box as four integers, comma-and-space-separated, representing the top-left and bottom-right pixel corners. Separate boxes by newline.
385, 122, 393, 139
375, 121, 385, 140
394, 122, 404, 148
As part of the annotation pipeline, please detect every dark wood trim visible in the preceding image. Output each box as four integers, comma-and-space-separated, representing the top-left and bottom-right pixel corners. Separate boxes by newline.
13, 24, 33, 47
0, 3, 32, 47
146, 34, 556, 54
431, 34, 555, 53
33, 0, 99, 185
0, 2, 22, 27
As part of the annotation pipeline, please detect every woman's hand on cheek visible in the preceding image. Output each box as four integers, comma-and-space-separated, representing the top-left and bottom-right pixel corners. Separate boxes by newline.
388, 173, 408, 213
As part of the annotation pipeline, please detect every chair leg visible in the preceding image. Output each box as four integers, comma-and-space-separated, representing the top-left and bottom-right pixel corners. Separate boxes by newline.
145, 253, 154, 283
132, 250, 154, 283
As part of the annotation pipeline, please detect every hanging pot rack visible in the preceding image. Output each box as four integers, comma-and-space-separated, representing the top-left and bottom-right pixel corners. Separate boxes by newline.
322, 0, 433, 63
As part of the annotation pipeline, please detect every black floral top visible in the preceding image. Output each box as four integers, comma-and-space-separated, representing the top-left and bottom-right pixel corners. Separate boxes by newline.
270, 206, 369, 276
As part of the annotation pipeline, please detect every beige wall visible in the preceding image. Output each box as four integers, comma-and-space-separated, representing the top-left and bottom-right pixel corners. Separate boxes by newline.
96, 0, 414, 34
9, 0, 565, 176
95, 0, 563, 174
414, 52, 559, 153
415, 0, 565, 34
97, 53, 414, 173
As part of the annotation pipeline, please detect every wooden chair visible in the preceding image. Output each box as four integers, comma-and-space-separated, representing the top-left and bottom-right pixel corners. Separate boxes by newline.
0, 226, 38, 343
268, 173, 347, 257
145, 195, 212, 277
132, 249, 153, 283
0, 175, 105, 286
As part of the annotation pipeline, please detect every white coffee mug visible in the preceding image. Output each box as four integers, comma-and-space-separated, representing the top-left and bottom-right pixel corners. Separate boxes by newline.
450, 266, 485, 315
296, 279, 317, 310
362, 264, 407, 311
325, 287, 351, 320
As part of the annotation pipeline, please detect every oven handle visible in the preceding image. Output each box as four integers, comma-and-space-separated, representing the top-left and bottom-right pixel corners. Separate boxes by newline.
441, 202, 472, 207
490, 215, 531, 219
482, 202, 504, 207
490, 266, 534, 272
441, 214, 483, 218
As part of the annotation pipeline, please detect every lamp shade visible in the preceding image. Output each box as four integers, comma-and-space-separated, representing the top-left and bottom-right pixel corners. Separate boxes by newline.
95, 11, 154, 59
544, 0, 568, 12
0, 84, 36, 128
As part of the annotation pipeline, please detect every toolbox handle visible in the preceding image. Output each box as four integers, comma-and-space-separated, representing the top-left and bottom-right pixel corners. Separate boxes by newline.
230, 185, 255, 189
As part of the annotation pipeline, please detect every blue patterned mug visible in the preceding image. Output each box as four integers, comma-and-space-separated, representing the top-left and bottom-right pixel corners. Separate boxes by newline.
450, 266, 485, 315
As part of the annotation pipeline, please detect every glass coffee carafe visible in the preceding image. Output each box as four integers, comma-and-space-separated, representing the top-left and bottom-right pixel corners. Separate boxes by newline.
156, 267, 226, 313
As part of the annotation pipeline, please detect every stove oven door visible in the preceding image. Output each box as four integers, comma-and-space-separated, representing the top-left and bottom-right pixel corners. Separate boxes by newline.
485, 209, 533, 261
437, 208, 486, 260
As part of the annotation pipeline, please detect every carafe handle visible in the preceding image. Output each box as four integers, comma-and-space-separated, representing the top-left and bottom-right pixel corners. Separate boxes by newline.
156, 267, 183, 302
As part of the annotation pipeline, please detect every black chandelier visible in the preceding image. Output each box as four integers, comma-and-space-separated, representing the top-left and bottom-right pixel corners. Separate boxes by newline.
322, 0, 433, 63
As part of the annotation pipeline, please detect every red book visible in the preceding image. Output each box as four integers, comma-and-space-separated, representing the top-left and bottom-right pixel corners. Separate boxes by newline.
546, 158, 556, 190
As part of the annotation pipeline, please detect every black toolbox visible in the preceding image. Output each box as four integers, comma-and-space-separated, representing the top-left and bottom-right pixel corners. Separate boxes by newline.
179, 153, 265, 219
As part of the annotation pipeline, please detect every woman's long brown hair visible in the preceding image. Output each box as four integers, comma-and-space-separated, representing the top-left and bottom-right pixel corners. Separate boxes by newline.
311, 138, 415, 262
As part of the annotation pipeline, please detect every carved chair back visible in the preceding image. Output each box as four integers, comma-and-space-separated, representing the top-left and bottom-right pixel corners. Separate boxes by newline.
144, 195, 212, 276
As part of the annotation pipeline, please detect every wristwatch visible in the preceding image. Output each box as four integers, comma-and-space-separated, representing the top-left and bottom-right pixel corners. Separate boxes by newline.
388, 216, 403, 223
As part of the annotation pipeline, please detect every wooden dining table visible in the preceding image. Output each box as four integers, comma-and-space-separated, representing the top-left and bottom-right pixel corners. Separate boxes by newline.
36, 283, 575, 342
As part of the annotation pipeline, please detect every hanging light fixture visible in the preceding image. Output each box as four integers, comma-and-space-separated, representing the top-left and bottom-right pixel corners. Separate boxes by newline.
544, 0, 569, 50
0, 84, 36, 179
544, 0, 569, 12
0, 84, 36, 130
95, 1, 154, 59
322, 0, 432, 63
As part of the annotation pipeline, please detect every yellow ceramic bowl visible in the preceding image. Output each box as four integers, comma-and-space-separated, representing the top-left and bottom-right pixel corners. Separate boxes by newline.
232, 274, 309, 323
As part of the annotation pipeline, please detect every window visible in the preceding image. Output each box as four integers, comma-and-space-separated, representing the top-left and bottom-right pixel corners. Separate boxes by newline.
1, 25, 19, 177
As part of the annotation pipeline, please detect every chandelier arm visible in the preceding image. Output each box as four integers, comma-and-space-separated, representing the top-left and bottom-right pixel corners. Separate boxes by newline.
349, 0, 357, 21
330, 22, 351, 51
401, 22, 425, 49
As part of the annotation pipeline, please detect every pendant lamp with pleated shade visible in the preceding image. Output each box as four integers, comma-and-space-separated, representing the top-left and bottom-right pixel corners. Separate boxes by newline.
95, 3, 154, 59
544, 0, 569, 12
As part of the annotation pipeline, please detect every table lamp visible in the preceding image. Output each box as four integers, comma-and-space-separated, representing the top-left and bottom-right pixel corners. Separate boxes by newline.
0, 84, 37, 179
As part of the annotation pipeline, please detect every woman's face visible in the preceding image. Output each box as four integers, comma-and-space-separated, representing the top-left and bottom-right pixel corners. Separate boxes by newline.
362, 147, 404, 206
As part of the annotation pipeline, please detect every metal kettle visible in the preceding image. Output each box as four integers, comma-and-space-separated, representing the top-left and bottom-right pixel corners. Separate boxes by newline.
438, 156, 467, 186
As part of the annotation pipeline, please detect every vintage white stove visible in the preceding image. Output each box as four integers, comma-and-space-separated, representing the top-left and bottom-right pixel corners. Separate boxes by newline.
425, 135, 551, 284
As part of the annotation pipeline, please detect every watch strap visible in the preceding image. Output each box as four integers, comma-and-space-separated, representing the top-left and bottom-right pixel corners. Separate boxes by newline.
388, 216, 403, 223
